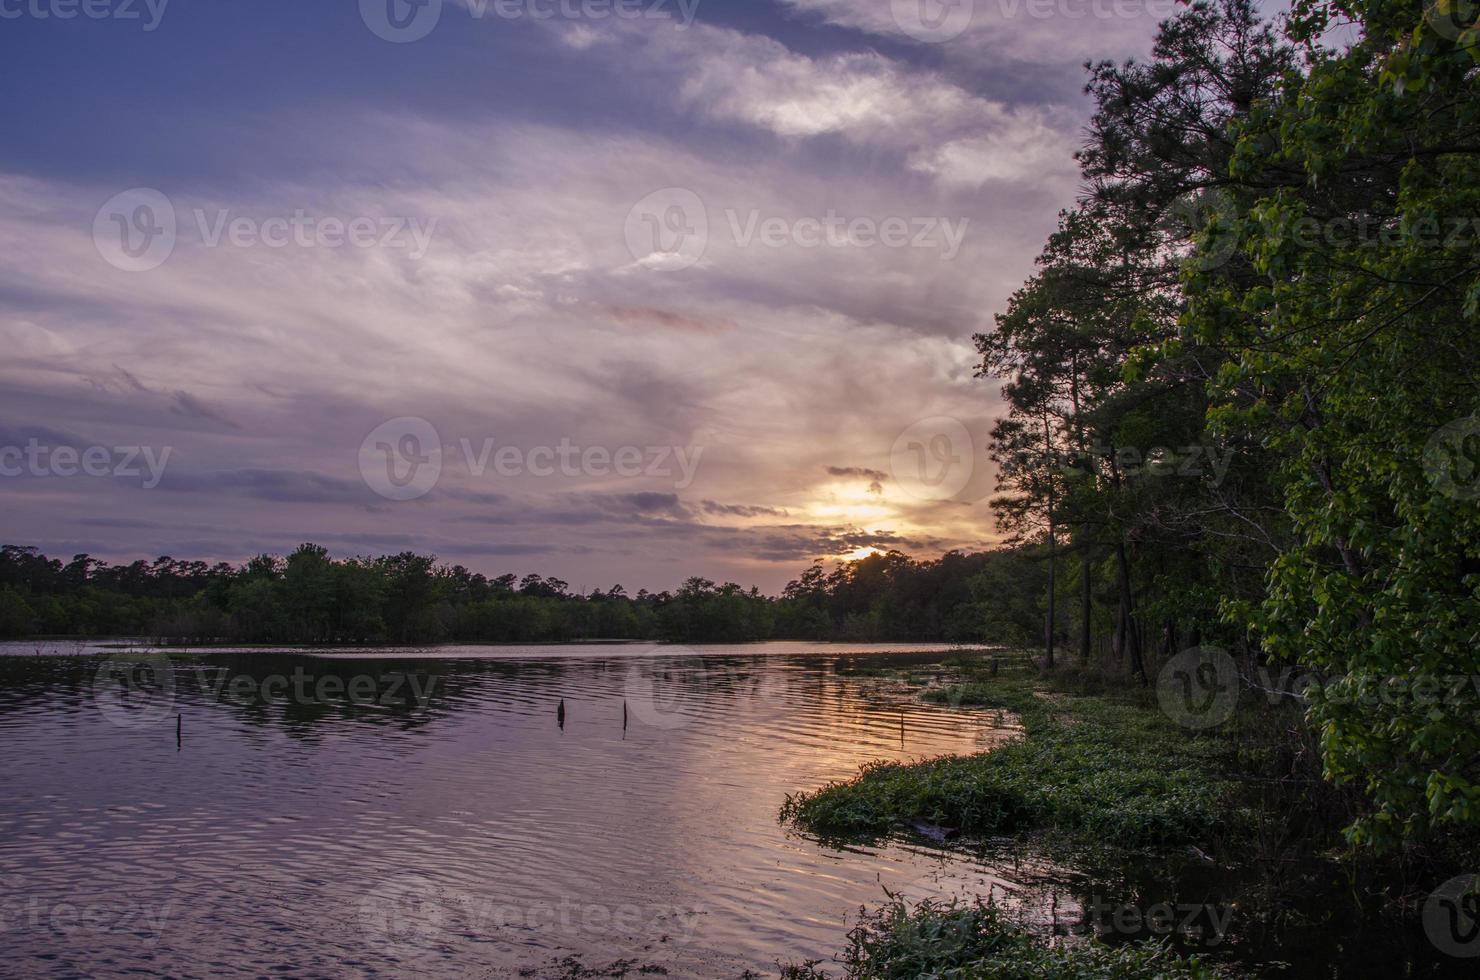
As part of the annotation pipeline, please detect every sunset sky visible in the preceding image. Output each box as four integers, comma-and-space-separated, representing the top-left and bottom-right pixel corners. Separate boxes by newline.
1, 0, 1180, 592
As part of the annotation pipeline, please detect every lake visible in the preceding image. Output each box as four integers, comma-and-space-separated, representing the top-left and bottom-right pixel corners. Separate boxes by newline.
2, 640, 1465, 978
0, 641, 1045, 978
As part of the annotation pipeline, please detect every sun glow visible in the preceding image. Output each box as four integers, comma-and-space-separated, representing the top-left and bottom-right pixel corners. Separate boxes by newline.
808, 502, 893, 522
841, 546, 886, 561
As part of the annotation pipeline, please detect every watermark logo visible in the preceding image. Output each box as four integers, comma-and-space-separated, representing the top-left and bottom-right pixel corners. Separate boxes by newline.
1083, 896, 1232, 947
360, 0, 443, 42
360, 0, 700, 41
1424, 0, 1480, 42
359, 875, 454, 961
885, 867, 974, 909
94, 663, 440, 730
625, 187, 709, 272
191, 209, 438, 258
1056, 441, 1235, 487
0, 0, 169, 30
891, 0, 974, 42
192, 666, 440, 710
93, 188, 176, 272
458, 436, 703, 487
726, 209, 968, 258
360, 417, 443, 502
1424, 416, 1480, 501
624, 651, 784, 730
92, 650, 176, 730
358, 424, 706, 501
1163, 188, 1239, 271
1424, 874, 1480, 958
890, 416, 974, 501
625, 648, 722, 730
1157, 646, 1238, 729
358, 875, 704, 954
0, 440, 172, 488
0, 885, 173, 940
623, 190, 968, 271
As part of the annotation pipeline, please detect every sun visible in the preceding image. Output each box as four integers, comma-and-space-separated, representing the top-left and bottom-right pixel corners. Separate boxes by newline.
841, 546, 886, 561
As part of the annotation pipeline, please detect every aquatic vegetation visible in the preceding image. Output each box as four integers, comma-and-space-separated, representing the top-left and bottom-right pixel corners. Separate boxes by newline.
779, 899, 1247, 980
782, 666, 1235, 848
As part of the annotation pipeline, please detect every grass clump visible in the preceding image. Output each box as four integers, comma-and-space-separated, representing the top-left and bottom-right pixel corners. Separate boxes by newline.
779, 900, 1247, 980
782, 662, 1236, 848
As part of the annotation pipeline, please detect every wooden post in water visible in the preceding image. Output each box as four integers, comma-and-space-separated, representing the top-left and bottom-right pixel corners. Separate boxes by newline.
557, 699, 565, 731
176, 713, 181, 750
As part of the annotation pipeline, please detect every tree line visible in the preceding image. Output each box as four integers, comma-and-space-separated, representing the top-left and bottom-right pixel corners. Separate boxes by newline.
981, 0, 1478, 849
0, 543, 1053, 648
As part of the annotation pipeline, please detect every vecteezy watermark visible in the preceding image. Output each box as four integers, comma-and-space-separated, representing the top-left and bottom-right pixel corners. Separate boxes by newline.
91, 653, 441, 730
1424, 874, 1480, 958
1307, 673, 1480, 711
623, 189, 970, 271
0, 440, 172, 489
723, 209, 969, 259
1082, 896, 1232, 947
92, 189, 439, 272
885, 866, 985, 910
93, 188, 176, 272
1424, 416, 1480, 501
1156, 646, 1239, 729
93, 650, 177, 731
459, 437, 704, 487
889, 0, 1179, 43
360, 417, 443, 502
191, 209, 437, 259
889, 416, 974, 501
1161, 188, 1240, 271
891, 0, 974, 41
1288, 214, 1480, 251
357, 417, 706, 501
1424, 0, 1480, 43
360, 0, 443, 42
1056, 441, 1236, 486
624, 188, 709, 272
1157, 652, 1480, 729
0, 887, 173, 941
191, 665, 440, 710
0, 0, 169, 30
623, 649, 782, 730
358, 875, 704, 963
359, 0, 701, 43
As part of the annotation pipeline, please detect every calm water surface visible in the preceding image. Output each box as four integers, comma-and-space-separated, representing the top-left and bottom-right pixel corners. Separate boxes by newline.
4, 641, 1465, 978
0, 641, 1053, 978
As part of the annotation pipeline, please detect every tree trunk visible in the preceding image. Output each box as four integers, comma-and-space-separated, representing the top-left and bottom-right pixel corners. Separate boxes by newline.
1115, 539, 1146, 683
1113, 593, 1125, 664
1045, 518, 1056, 670
1079, 549, 1093, 665
1042, 413, 1056, 670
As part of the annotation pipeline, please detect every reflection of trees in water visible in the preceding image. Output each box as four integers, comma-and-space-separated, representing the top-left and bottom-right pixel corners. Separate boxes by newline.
0, 647, 997, 746
0, 649, 817, 740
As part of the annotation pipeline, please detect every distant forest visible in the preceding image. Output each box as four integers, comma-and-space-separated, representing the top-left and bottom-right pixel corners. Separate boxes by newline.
0, 543, 1054, 646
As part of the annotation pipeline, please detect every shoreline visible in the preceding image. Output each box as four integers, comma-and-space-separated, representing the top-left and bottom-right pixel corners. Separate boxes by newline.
778, 652, 1477, 978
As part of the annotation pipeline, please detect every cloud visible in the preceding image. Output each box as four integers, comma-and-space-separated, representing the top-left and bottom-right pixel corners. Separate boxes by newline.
0, 0, 1141, 588
777, 0, 1172, 65
701, 500, 788, 518
825, 465, 888, 494
157, 468, 376, 505
170, 390, 240, 429
590, 303, 736, 334
547, 15, 1078, 189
